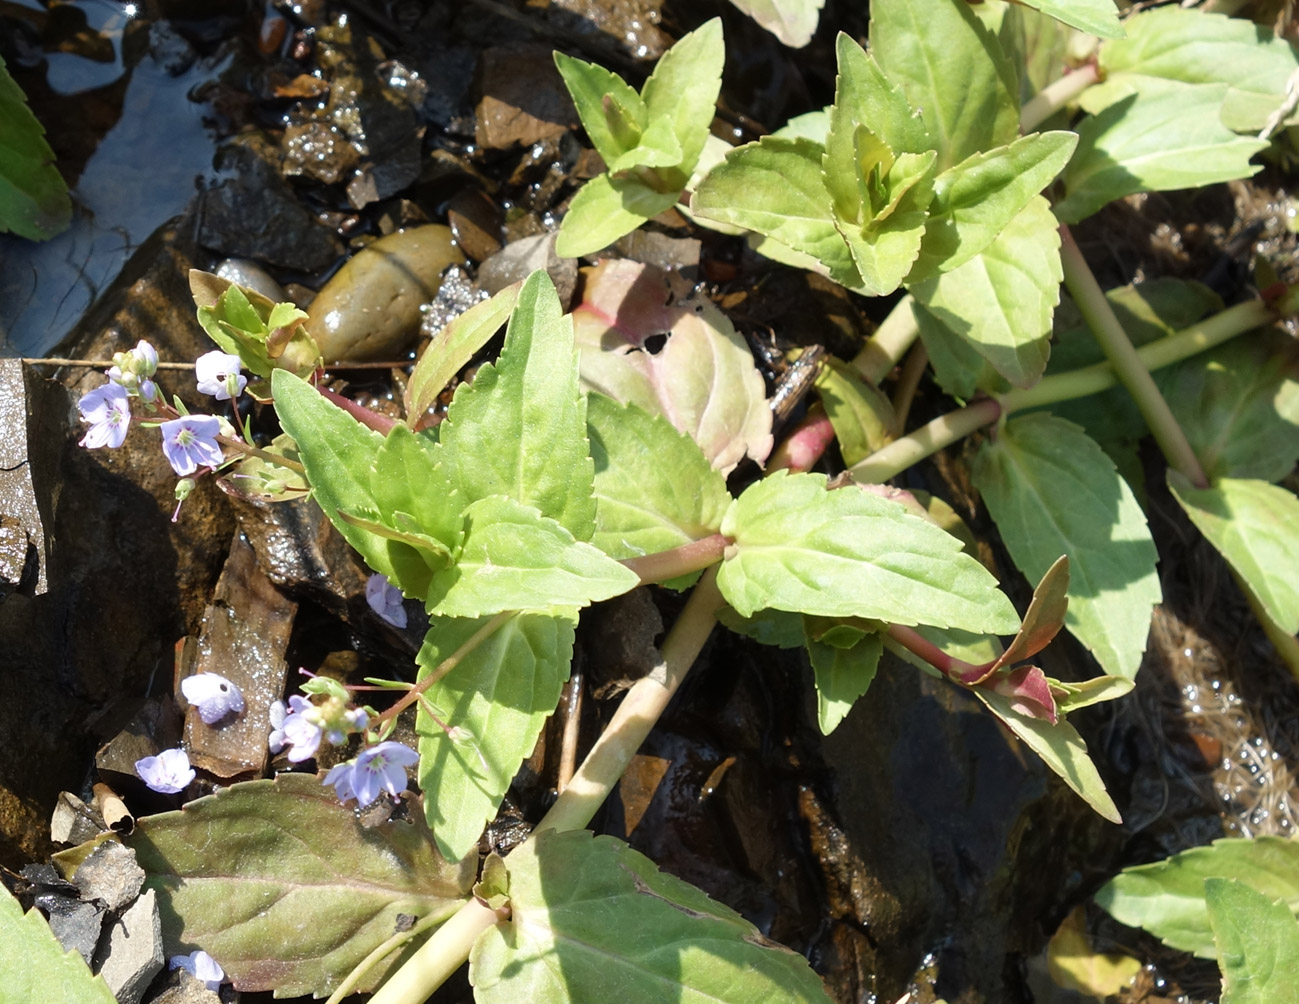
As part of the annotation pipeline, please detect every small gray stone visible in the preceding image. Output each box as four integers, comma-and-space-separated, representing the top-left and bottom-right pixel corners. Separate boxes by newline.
50, 791, 106, 846
93, 888, 163, 1004
73, 840, 144, 912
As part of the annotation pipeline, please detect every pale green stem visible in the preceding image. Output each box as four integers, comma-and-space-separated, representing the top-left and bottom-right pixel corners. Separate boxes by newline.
850, 398, 1000, 483
621, 534, 729, 584
367, 898, 508, 1004
851, 295, 919, 385
1020, 64, 1100, 133
326, 911, 446, 1004
849, 296, 1273, 483
536, 566, 725, 833
1059, 225, 1209, 487
368, 568, 726, 1004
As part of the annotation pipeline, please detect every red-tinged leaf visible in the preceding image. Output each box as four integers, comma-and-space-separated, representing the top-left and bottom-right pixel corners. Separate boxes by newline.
960, 554, 1068, 684
990, 664, 1058, 724
572, 260, 772, 474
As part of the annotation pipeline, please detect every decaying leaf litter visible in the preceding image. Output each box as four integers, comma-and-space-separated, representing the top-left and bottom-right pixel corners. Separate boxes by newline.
2, 1, 1299, 1003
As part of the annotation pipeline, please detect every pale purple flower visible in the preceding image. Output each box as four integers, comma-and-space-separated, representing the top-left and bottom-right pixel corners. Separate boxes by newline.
324, 741, 419, 807
136, 748, 195, 794
365, 573, 407, 629
160, 415, 223, 476
138, 378, 160, 405
169, 950, 224, 991
78, 383, 132, 449
133, 340, 158, 375
281, 695, 322, 762
195, 350, 247, 401
180, 672, 245, 725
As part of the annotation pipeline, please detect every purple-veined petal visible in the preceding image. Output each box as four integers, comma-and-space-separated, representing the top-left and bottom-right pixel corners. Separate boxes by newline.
136, 748, 195, 794
160, 415, 224, 477
78, 383, 132, 449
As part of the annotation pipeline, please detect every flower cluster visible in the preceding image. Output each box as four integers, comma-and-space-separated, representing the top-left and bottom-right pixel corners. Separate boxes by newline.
76, 338, 247, 485
268, 682, 368, 763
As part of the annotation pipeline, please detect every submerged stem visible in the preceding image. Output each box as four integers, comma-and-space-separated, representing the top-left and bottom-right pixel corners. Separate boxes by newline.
1058, 225, 1209, 487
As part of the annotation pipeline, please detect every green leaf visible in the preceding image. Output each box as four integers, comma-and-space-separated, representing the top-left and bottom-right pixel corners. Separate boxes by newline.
913, 298, 1010, 399
370, 424, 463, 561
1168, 474, 1299, 634
554, 52, 647, 165
728, 0, 825, 48
417, 611, 576, 862
907, 130, 1077, 281
972, 414, 1161, 679
406, 282, 521, 422
469, 829, 835, 1004
839, 148, 938, 296
718, 471, 1021, 634
0, 56, 72, 241
1090, 7, 1299, 133
1056, 80, 1269, 225
573, 259, 773, 474
58, 775, 474, 997
1208, 878, 1299, 1004
427, 495, 637, 617
970, 687, 1121, 823
440, 270, 597, 540
692, 136, 861, 288
586, 393, 732, 564
272, 371, 421, 589
0, 883, 117, 1003
870, 0, 1019, 171
192, 272, 321, 390
814, 358, 896, 466
830, 34, 933, 160
1014, 0, 1122, 39
1160, 331, 1299, 484
641, 18, 725, 177
555, 173, 681, 259
717, 605, 807, 649
806, 625, 882, 734
1095, 835, 1299, 960
909, 195, 1061, 388
608, 115, 684, 173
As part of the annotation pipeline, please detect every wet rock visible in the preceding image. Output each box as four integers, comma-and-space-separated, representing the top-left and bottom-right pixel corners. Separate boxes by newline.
234, 495, 423, 658
305, 225, 465, 361
181, 533, 296, 780
580, 587, 663, 699
71, 840, 144, 912
282, 120, 360, 185
810, 654, 1114, 1001
197, 134, 343, 272
0, 219, 234, 866
478, 232, 577, 308
93, 887, 163, 1004
43, 897, 105, 966
475, 43, 579, 150
544, 0, 670, 63
446, 187, 503, 262
0, 359, 46, 596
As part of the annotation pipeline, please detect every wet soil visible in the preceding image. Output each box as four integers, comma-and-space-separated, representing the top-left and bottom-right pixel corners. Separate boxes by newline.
3, 2, 1299, 1003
